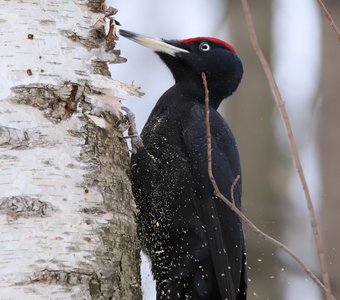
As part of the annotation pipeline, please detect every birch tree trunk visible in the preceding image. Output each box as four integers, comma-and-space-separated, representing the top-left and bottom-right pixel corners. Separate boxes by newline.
0, 1, 142, 299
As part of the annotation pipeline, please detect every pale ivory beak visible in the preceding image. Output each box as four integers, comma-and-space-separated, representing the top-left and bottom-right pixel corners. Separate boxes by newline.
119, 29, 189, 57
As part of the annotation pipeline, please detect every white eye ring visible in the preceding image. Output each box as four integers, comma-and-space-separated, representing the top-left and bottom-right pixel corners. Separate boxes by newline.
199, 42, 211, 52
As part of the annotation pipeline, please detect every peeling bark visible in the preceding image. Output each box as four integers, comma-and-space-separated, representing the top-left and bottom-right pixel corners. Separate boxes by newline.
0, 1, 141, 299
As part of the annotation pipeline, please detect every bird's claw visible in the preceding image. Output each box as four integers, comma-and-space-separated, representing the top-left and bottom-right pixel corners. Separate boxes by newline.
122, 106, 144, 154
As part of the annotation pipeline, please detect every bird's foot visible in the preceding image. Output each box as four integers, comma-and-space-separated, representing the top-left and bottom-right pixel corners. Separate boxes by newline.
122, 106, 144, 154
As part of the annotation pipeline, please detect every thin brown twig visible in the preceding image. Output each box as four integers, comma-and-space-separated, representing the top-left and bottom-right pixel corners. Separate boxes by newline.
230, 175, 240, 204
240, 1, 333, 299
202, 72, 334, 299
316, 0, 340, 41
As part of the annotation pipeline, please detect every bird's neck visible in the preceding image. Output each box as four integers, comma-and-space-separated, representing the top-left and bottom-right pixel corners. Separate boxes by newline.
174, 78, 226, 109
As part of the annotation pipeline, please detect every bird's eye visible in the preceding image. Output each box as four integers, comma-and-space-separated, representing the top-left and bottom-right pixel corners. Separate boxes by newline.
199, 42, 211, 52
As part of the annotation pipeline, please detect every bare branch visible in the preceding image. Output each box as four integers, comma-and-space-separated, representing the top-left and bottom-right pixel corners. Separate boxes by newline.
201, 72, 334, 300
230, 175, 240, 204
239, 1, 333, 299
316, 0, 340, 41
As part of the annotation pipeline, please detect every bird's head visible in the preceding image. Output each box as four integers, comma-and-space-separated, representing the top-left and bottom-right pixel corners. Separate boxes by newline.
120, 29, 243, 108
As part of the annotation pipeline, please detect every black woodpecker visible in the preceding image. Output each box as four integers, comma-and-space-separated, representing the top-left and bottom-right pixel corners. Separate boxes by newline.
120, 29, 247, 300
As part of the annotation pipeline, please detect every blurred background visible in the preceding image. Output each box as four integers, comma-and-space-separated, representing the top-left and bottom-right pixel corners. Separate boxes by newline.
109, 0, 340, 299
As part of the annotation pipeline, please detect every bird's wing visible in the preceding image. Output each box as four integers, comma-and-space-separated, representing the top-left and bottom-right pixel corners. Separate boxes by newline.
182, 104, 247, 300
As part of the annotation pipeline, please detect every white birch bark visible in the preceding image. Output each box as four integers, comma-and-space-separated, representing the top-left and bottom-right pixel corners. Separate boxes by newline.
0, 1, 142, 299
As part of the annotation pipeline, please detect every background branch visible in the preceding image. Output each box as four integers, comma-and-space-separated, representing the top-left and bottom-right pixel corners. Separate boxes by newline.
239, 1, 333, 299
202, 72, 334, 300
316, 0, 340, 41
